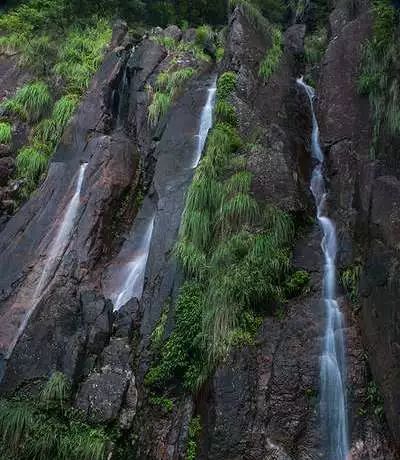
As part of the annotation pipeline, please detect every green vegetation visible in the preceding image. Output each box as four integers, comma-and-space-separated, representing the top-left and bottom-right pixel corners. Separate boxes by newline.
216, 71, 237, 99
16, 146, 49, 192
0, 372, 111, 460
0, 1, 112, 199
259, 27, 282, 81
148, 66, 196, 127
340, 263, 361, 304
358, 0, 400, 157
186, 416, 201, 460
148, 394, 174, 412
304, 27, 328, 65
0, 121, 12, 144
146, 71, 307, 393
1, 82, 52, 123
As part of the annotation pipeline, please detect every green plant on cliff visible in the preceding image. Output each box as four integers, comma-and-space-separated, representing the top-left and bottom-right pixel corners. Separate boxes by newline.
146, 72, 302, 392
259, 27, 283, 81
16, 145, 49, 188
1, 82, 52, 123
186, 416, 201, 460
148, 67, 196, 127
0, 121, 12, 144
358, 0, 400, 157
0, 372, 111, 460
340, 263, 362, 304
304, 27, 328, 64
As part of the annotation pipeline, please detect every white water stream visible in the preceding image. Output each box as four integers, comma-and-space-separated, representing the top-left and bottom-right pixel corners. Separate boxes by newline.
192, 76, 217, 168
297, 77, 349, 459
110, 76, 217, 311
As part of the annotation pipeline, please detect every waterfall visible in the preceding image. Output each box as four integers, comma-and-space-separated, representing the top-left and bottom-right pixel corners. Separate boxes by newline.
109, 76, 217, 311
34, 162, 88, 299
111, 215, 155, 311
192, 76, 217, 168
297, 77, 349, 459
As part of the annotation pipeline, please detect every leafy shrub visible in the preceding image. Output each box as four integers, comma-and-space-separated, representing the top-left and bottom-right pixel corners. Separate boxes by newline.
2, 82, 51, 123
259, 27, 282, 80
340, 264, 361, 304
0, 121, 12, 144
216, 71, 237, 99
196, 24, 212, 47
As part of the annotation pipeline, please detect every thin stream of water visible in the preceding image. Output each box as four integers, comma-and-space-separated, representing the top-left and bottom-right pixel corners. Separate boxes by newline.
110, 76, 217, 311
297, 77, 349, 459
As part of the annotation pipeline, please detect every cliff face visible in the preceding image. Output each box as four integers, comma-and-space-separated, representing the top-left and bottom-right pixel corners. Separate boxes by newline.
0, 3, 399, 460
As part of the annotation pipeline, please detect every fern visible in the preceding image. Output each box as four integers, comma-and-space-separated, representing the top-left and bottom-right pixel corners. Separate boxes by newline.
215, 100, 237, 125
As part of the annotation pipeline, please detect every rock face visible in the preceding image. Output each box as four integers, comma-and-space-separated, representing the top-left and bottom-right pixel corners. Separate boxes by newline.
0, 6, 398, 460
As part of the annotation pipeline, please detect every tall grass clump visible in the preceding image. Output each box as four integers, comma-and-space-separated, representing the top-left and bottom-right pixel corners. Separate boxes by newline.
0, 372, 111, 460
16, 146, 49, 192
148, 67, 196, 127
259, 27, 283, 81
54, 20, 112, 95
146, 71, 307, 392
358, 0, 400, 157
1, 82, 52, 123
0, 122, 12, 144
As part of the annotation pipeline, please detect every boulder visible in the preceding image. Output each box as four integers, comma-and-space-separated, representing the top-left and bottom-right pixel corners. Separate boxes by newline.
284, 24, 306, 55
162, 25, 182, 42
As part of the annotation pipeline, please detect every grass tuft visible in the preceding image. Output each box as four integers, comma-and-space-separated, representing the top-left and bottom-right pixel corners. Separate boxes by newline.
0, 121, 12, 144
259, 27, 282, 81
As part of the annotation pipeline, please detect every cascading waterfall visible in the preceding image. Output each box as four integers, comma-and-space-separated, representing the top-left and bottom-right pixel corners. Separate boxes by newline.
297, 77, 349, 459
34, 162, 88, 299
111, 215, 155, 311
192, 76, 217, 168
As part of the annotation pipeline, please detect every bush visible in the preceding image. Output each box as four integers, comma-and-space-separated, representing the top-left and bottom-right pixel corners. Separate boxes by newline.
0, 122, 12, 144
186, 416, 201, 460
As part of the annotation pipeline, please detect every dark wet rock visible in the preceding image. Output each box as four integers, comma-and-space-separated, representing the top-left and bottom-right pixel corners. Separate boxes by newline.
284, 24, 306, 55
111, 19, 128, 49
135, 396, 193, 460
224, 7, 309, 213
0, 157, 14, 186
75, 338, 134, 424
114, 298, 140, 339
0, 144, 11, 158
182, 28, 197, 43
162, 25, 182, 42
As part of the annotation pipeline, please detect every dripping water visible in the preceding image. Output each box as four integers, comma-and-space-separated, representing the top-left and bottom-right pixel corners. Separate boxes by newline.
192, 76, 217, 168
34, 162, 88, 299
110, 76, 217, 311
111, 215, 155, 311
297, 76, 349, 460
